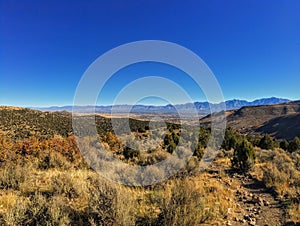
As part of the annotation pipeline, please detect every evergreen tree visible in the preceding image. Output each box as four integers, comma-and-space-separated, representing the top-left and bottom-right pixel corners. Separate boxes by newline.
280, 139, 289, 151
171, 132, 180, 145
222, 128, 240, 151
288, 137, 300, 153
167, 140, 176, 154
232, 139, 256, 172
258, 134, 274, 150
193, 142, 204, 160
198, 127, 209, 148
123, 147, 140, 159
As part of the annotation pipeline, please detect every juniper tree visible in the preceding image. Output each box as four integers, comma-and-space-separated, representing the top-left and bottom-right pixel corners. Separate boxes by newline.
232, 138, 256, 172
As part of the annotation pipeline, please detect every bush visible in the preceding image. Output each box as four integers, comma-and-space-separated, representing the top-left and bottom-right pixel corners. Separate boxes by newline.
167, 141, 176, 154
280, 139, 289, 151
198, 127, 210, 148
258, 134, 274, 150
123, 147, 141, 159
193, 143, 204, 160
0, 163, 27, 190
259, 149, 300, 223
288, 137, 300, 153
222, 128, 240, 151
87, 174, 135, 225
232, 139, 256, 172
159, 179, 209, 225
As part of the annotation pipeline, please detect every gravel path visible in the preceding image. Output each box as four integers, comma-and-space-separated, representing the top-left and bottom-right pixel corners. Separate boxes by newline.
207, 162, 286, 226
228, 173, 284, 226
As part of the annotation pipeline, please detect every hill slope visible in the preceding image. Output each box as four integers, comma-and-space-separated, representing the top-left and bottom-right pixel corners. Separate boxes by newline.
227, 101, 300, 129
200, 101, 300, 140
0, 107, 72, 138
0, 107, 173, 139
256, 112, 300, 140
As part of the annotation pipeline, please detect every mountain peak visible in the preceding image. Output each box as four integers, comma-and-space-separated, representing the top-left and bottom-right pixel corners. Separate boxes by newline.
32, 97, 292, 114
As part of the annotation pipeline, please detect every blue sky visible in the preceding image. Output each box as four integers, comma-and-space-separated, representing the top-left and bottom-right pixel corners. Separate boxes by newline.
1, 0, 299, 107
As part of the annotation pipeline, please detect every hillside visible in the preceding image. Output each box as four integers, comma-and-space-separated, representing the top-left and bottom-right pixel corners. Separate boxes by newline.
256, 112, 300, 140
0, 107, 72, 138
200, 101, 300, 140
0, 107, 175, 139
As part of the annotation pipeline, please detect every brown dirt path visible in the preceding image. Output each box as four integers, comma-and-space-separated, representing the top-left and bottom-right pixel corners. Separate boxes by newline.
207, 161, 286, 226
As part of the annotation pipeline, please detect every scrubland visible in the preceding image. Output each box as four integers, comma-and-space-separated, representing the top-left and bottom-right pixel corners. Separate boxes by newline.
0, 126, 299, 225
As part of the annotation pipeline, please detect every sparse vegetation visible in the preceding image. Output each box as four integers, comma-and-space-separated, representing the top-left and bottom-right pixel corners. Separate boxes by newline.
1, 107, 300, 225
0, 131, 237, 225
256, 148, 300, 224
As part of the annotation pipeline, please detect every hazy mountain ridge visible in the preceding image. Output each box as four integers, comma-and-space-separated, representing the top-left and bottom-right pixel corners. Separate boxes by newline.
2, 97, 299, 140
32, 97, 290, 114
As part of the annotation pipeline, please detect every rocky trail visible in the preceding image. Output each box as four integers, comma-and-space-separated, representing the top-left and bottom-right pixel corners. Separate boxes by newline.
227, 172, 284, 226
207, 162, 289, 226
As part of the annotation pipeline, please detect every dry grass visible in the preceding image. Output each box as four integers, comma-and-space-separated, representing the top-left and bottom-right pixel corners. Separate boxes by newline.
5, 132, 298, 225
255, 148, 300, 223
0, 156, 240, 226
288, 203, 300, 223
0, 161, 136, 225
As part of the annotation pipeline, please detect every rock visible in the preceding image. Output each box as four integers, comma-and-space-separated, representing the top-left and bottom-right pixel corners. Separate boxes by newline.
249, 213, 255, 218
252, 196, 264, 206
253, 208, 261, 215
243, 195, 249, 200
244, 215, 250, 220
227, 208, 233, 215
249, 217, 257, 226
244, 214, 256, 225
226, 197, 232, 202
263, 200, 270, 206
239, 218, 247, 223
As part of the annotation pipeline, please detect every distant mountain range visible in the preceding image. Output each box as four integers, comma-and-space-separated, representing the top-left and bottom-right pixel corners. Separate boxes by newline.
32, 97, 290, 114
2, 98, 300, 140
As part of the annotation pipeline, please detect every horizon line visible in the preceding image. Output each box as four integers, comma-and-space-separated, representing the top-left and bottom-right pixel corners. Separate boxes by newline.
19, 96, 296, 108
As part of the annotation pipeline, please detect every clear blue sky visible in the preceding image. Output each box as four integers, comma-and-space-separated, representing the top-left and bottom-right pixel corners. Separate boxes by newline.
1, 0, 299, 107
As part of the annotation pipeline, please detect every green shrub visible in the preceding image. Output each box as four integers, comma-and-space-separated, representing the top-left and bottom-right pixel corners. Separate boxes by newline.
232, 139, 256, 172
222, 128, 240, 151
288, 137, 300, 153
258, 134, 274, 150
280, 139, 289, 151
167, 140, 176, 154
198, 127, 210, 148
123, 147, 141, 159
193, 143, 204, 160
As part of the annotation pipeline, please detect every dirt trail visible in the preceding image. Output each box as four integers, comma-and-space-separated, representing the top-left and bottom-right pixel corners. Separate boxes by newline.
207, 162, 286, 226
227, 172, 284, 226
